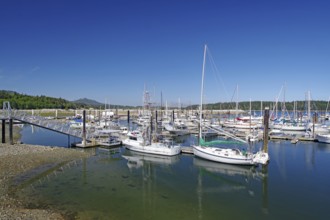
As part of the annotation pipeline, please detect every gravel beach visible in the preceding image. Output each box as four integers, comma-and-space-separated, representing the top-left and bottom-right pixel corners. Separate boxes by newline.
0, 143, 90, 219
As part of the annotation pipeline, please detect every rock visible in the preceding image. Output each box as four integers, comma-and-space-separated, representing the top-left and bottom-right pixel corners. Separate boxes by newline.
0, 143, 90, 219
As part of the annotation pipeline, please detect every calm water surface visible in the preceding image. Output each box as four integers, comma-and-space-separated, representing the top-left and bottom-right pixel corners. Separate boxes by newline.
16, 125, 330, 219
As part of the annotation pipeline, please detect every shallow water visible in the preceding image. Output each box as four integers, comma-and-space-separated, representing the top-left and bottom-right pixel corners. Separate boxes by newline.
16, 125, 330, 219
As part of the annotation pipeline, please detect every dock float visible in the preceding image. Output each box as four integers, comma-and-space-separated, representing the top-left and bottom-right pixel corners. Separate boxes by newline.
181, 147, 194, 154
73, 142, 99, 148
270, 135, 316, 142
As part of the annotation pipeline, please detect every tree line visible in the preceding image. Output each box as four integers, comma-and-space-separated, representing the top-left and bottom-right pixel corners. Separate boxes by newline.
0, 90, 87, 109
1, 90, 329, 111
0, 90, 136, 110
188, 100, 329, 112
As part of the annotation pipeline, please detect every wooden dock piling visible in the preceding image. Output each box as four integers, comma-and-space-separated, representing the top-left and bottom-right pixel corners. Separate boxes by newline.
127, 110, 130, 130
2, 119, 5, 143
9, 118, 13, 145
82, 110, 86, 147
263, 107, 269, 153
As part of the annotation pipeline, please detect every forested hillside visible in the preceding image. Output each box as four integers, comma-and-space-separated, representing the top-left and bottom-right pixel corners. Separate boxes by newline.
189, 100, 329, 112
0, 90, 87, 109
1, 90, 328, 111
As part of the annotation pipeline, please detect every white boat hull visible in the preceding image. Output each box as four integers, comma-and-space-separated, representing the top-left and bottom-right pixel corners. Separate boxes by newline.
281, 125, 306, 131
193, 146, 256, 165
98, 141, 122, 147
168, 130, 190, 136
222, 122, 260, 129
316, 134, 330, 144
164, 124, 189, 136
123, 139, 181, 156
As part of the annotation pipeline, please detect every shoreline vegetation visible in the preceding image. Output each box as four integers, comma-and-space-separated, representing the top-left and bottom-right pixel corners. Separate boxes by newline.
1, 90, 329, 112
0, 125, 91, 219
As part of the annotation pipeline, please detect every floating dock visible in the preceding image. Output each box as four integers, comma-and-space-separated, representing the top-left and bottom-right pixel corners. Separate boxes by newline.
270, 135, 316, 142
181, 146, 194, 154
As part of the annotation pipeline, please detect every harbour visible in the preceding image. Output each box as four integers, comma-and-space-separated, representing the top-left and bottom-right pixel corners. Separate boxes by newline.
1, 101, 330, 219
2, 1, 330, 219
9, 124, 330, 219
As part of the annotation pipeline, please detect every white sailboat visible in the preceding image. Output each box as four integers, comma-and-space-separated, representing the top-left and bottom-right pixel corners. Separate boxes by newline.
192, 45, 269, 165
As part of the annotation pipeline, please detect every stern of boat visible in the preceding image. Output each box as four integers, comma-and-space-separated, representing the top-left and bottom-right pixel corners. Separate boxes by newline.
253, 151, 270, 165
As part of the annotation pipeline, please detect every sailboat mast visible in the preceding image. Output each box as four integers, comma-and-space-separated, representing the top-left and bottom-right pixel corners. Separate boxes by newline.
307, 91, 311, 122
236, 85, 239, 119
326, 96, 330, 115
249, 98, 252, 132
199, 45, 207, 140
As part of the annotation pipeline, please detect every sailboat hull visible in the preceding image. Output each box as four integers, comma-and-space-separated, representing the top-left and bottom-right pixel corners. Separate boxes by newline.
123, 139, 182, 156
193, 145, 256, 165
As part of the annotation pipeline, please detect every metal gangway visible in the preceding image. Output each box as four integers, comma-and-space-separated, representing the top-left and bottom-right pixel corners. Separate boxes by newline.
1, 101, 94, 145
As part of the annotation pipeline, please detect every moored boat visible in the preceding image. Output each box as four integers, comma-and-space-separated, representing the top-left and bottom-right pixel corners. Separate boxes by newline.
316, 133, 330, 144
192, 45, 269, 166
123, 128, 181, 156
193, 145, 256, 165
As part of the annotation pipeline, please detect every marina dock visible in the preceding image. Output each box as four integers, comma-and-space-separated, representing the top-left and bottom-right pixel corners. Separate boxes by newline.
181, 146, 194, 154
269, 135, 316, 142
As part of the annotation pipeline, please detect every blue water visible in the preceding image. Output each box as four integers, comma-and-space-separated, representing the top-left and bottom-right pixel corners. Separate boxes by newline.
20, 124, 82, 147
16, 125, 330, 219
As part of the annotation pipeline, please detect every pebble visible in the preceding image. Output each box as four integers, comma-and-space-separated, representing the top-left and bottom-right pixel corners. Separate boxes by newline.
0, 143, 90, 219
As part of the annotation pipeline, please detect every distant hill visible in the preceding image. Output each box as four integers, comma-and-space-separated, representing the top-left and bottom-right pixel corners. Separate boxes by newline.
73, 98, 103, 107
72, 98, 136, 109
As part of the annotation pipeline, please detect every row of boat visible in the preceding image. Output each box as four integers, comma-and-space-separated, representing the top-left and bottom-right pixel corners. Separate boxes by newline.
123, 45, 269, 166
72, 44, 329, 166
122, 124, 269, 166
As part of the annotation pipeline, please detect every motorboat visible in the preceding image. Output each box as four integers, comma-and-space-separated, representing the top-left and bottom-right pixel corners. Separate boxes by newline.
164, 123, 190, 136
123, 128, 182, 156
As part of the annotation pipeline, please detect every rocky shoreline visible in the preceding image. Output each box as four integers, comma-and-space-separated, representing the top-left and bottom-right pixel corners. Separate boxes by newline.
0, 143, 90, 219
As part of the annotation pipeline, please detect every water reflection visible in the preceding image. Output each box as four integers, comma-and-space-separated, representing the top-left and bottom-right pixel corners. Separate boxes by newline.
193, 157, 261, 180
193, 157, 269, 219
316, 142, 330, 153
122, 150, 180, 170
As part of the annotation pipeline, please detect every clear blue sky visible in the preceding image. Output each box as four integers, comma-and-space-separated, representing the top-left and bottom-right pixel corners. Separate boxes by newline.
1, 0, 329, 106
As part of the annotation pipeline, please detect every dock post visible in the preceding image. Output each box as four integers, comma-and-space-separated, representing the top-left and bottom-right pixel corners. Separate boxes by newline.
82, 110, 86, 147
150, 114, 153, 143
127, 110, 130, 131
2, 119, 5, 143
156, 110, 158, 122
9, 118, 13, 145
263, 107, 269, 153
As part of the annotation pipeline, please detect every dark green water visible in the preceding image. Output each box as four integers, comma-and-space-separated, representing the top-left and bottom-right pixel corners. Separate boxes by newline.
15, 134, 330, 219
